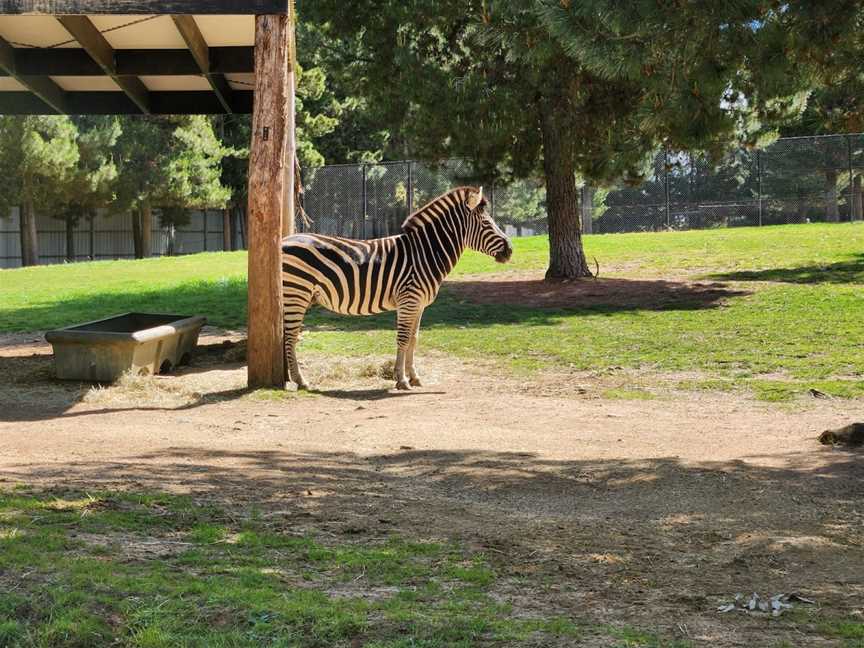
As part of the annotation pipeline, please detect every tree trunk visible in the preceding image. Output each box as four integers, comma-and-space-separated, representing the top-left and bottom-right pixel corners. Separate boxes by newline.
131, 210, 143, 259
65, 217, 75, 262
19, 197, 39, 267
231, 208, 239, 250
223, 208, 232, 251
541, 108, 591, 279
167, 224, 176, 256
140, 204, 152, 257
825, 170, 839, 222
238, 206, 246, 249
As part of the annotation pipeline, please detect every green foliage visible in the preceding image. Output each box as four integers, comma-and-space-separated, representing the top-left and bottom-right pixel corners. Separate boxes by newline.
113, 116, 230, 215
301, 0, 863, 276
302, 1, 863, 180
0, 116, 80, 218
49, 116, 122, 243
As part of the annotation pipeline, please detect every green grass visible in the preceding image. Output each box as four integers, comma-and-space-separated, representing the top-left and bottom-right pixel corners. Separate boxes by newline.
3, 223, 864, 401
819, 619, 864, 648
0, 487, 594, 647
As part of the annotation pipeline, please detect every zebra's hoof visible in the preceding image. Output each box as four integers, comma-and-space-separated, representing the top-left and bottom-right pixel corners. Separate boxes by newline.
395, 379, 411, 391
409, 377, 422, 387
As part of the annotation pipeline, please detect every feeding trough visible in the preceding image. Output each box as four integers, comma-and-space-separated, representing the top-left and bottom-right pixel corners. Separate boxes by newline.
45, 313, 207, 382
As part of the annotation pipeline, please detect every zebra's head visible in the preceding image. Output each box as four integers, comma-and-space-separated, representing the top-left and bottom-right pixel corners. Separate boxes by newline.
464, 187, 512, 263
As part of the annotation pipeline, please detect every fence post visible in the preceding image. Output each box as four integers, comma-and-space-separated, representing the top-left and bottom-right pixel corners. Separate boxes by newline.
664, 149, 671, 228
489, 180, 495, 222
757, 149, 763, 227
407, 161, 414, 214
361, 163, 367, 238
581, 184, 593, 234
202, 210, 208, 251
848, 134, 855, 222
89, 212, 95, 260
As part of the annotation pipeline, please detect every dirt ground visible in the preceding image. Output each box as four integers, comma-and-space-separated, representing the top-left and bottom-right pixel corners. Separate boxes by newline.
1, 328, 863, 646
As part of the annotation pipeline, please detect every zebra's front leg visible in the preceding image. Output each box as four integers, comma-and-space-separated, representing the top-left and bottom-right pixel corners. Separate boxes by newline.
406, 310, 424, 387
285, 329, 308, 390
284, 291, 312, 390
395, 303, 421, 391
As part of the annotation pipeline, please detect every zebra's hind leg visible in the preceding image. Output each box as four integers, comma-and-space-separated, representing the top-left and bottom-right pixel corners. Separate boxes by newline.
406, 310, 424, 387
284, 288, 313, 390
394, 302, 421, 391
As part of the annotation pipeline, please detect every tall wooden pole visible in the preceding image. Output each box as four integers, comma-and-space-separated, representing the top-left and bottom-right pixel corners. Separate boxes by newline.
247, 12, 294, 388
281, 0, 298, 239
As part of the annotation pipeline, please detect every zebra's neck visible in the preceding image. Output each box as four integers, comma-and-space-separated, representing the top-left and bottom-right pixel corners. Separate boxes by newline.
402, 207, 467, 284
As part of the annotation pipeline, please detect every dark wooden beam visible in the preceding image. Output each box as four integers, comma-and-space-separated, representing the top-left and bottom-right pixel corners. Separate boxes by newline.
0, 90, 253, 114
0, 46, 254, 76
171, 15, 232, 113
0, 1, 289, 14
57, 15, 150, 113
0, 36, 66, 112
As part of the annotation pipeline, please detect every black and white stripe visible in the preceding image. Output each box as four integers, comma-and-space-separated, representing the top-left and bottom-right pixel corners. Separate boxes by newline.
280, 186, 512, 390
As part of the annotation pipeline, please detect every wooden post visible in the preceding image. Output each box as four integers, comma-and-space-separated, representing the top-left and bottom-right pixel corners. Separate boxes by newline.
247, 12, 294, 388
281, 0, 298, 239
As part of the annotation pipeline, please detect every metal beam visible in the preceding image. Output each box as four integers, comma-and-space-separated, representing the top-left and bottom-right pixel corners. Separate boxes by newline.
0, 90, 253, 114
171, 15, 232, 113
0, 46, 253, 76
0, 1, 289, 14
57, 15, 150, 113
0, 36, 66, 112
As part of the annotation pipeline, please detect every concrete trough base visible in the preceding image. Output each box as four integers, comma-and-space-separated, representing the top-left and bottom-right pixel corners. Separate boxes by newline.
45, 313, 208, 382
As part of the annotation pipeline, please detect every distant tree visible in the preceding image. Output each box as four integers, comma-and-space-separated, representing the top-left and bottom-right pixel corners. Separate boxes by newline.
53, 116, 121, 261
0, 116, 79, 266
113, 116, 230, 258
296, 19, 390, 164
305, 0, 862, 278
779, 70, 864, 222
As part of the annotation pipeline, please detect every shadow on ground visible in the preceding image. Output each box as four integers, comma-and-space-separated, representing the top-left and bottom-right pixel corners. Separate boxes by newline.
2, 446, 862, 626
709, 254, 864, 284
1, 274, 750, 335
445, 277, 749, 311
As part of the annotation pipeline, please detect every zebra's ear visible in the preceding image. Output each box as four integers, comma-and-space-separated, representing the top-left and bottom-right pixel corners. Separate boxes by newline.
466, 187, 483, 210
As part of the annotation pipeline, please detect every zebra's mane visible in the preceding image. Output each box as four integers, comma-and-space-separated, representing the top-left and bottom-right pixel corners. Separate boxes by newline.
401, 186, 482, 233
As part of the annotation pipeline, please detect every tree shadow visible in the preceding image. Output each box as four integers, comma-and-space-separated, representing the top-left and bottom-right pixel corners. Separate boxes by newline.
309, 387, 446, 401
444, 277, 749, 312
1, 274, 750, 336
0, 339, 251, 423
709, 254, 864, 284
0, 337, 449, 423
3, 446, 862, 621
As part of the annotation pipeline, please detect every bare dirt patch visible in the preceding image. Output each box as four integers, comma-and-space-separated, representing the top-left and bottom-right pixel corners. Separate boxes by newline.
448, 272, 750, 311
2, 332, 863, 646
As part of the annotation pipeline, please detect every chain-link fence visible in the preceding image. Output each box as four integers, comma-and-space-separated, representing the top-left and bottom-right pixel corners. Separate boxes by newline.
300, 133, 864, 237
2, 133, 862, 268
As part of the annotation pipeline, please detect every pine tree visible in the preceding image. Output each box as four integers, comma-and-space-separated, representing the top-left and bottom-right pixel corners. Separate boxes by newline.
0, 116, 79, 266
113, 116, 230, 258
54, 116, 121, 261
303, 0, 863, 278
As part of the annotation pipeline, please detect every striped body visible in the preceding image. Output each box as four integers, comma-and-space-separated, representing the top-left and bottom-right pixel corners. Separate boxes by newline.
280, 186, 512, 390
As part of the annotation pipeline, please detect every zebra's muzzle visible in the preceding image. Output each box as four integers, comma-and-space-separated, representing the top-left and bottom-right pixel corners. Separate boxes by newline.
495, 243, 513, 263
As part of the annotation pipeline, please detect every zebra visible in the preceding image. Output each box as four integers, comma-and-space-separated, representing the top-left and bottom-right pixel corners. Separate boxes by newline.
281, 186, 512, 391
